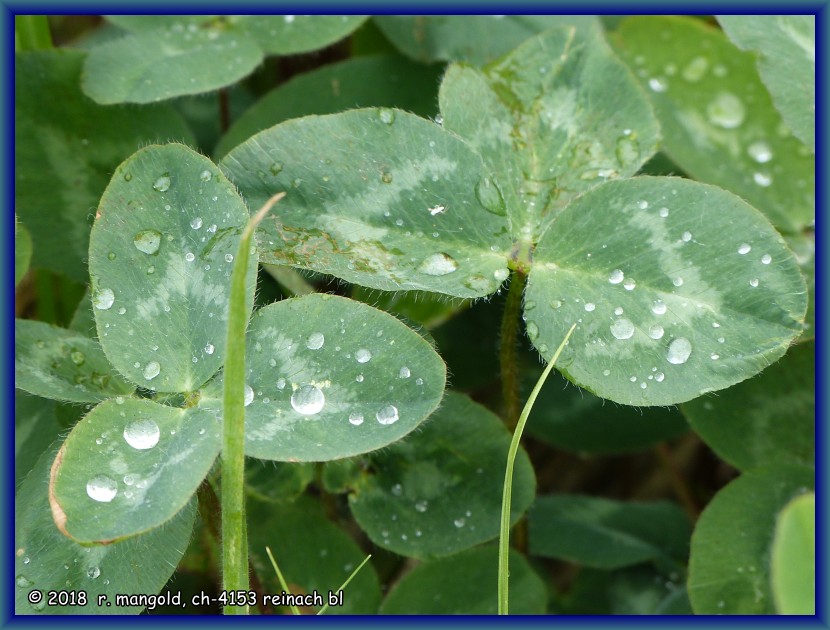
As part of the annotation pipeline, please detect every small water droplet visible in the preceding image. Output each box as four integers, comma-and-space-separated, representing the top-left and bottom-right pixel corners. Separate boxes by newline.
637, 200, 649, 210
682, 231, 692, 242
376, 405, 399, 425
107, 251, 116, 261
356, 348, 372, 363
648, 76, 668, 92
93, 288, 115, 310
749, 278, 759, 287
124, 172, 133, 181
143, 361, 160, 380
415, 500, 428, 512
276, 378, 286, 390
611, 318, 635, 340
655, 372, 665, 382
494, 268, 509, 283
584, 302, 596, 312
378, 108, 395, 124
753, 172, 772, 187
306, 332, 324, 350
399, 366, 410, 378
153, 175, 171, 192
747, 141, 773, 163
204, 343, 215, 355
603, 369, 611, 376
190, 217, 203, 229
290, 384, 325, 415
609, 269, 624, 284
381, 171, 393, 184
244, 385, 254, 407
614, 307, 624, 316
391, 483, 403, 496
415, 378, 424, 386
417, 253, 458, 276
710, 353, 720, 360
761, 254, 772, 265
349, 412, 364, 426
453, 517, 466, 528
623, 278, 637, 291
225, 253, 234, 263
673, 277, 684, 287
355, 374, 364, 382
707, 92, 745, 129
738, 243, 752, 255
648, 324, 664, 339
185, 252, 195, 262
86, 475, 118, 502
123, 419, 160, 450
70, 351, 85, 366
667, 338, 692, 364
475, 176, 506, 216
659, 207, 669, 218
652, 300, 667, 315
526, 321, 539, 339
87, 566, 101, 579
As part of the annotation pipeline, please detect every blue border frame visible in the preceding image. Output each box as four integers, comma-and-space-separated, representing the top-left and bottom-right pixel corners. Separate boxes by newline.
4, 2, 826, 627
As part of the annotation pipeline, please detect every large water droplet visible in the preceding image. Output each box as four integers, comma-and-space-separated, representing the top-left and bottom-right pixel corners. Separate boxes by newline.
747, 141, 773, 163
87, 566, 101, 579
608, 269, 624, 285
153, 175, 171, 192
143, 361, 160, 380
356, 348, 372, 363
291, 385, 325, 415
667, 337, 692, 364
134, 229, 161, 255
611, 318, 635, 340
123, 419, 160, 450
376, 405, 399, 425
93, 288, 115, 310
707, 92, 746, 129
349, 412, 364, 426
306, 332, 325, 350
418, 253, 458, 276
475, 176, 506, 216
244, 385, 254, 406
86, 475, 118, 502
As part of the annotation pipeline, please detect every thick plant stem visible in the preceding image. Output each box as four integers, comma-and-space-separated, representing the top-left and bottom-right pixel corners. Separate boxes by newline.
499, 323, 576, 616
499, 270, 527, 430
222, 193, 285, 615
15, 15, 53, 51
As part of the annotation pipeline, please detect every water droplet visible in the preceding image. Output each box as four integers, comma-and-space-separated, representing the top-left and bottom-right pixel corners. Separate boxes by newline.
667, 338, 692, 364
291, 384, 325, 415
349, 412, 364, 426
623, 278, 637, 291
611, 318, 635, 340
454, 517, 466, 528
376, 405, 399, 425
748, 141, 773, 163
655, 372, 665, 382
637, 200, 649, 210
435, 114, 444, 125
306, 332, 324, 350
475, 176, 506, 216
648, 76, 668, 92
463, 274, 490, 292
70, 351, 86, 366
603, 369, 611, 376
190, 217, 203, 229
659, 207, 669, 218
123, 419, 160, 450
712, 322, 721, 328
380, 171, 393, 184
710, 353, 720, 360
16, 575, 33, 588
608, 269, 624, 284
86, 475, 117, 502
415, 378, 424, 386
399, 366, 410, 378
614, 307, 624, 316
391, 483, 403, 496
526, 322, 539, 340
199, 170, 212, 182
682, 56, 709, 82
682, 231, 692, 242
753, 172, 772, 187
355, 374, 364, 382
707, 92, 746, 129
124, 172, 133, 181
87, 566, 101, 579
185, 252, 195, 262
276, 378, 286, 390
648, 324, 664, 339
738, 243, 752, 255
153, 175, 171, 192
415, 500, 428, 512
652, 300, 667, 315
761, 254, 772, 265
673, 277, 684, 287
143, 361, 160, 380
749, 278, 759, 287
107, 251, 116, 261
204, 343, 215, 355
417, 253, 458, 276
356, 348, 372, 364
225, 253, 234, 263
378, 108, 395, 124
584, 302, 596, 312
494, 268, 509, 283
93, 288, 115, 310
241, 385, 254, 407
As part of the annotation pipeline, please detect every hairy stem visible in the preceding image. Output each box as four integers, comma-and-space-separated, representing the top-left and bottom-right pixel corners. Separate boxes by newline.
222, 193, 285, 614
499, 270, 527, 430
499, 323, 576, 615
